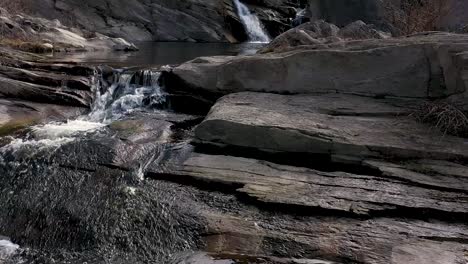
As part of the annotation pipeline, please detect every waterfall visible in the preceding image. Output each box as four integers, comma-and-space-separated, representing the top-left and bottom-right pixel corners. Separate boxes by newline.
232, 0, 270, 43
0, 69, 166, 151
88, 69, 165, 123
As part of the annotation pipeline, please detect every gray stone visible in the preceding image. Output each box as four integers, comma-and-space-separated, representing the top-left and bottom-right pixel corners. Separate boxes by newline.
194, 92, 468, 161
165, 33, 468, 104
259, 20, 388, 53
338, 20, 389, 40
201, 212, 468, 264
363, 159, 468, 192
297, 20, 340, 38
161, 153, 468, 215
0, 77, 91, 107
0, 11, 138, 52
258, 28, 326, 54
258, 20, 341, 53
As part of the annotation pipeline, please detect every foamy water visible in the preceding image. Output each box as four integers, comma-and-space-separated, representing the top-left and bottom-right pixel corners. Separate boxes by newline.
88, 71, 164, 122
32, 120, 106, 139
0, 239, 19, 260
1, 70, 165, 153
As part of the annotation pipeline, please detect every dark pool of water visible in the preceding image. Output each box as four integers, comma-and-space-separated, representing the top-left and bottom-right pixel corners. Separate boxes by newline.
45, 42, 264, 67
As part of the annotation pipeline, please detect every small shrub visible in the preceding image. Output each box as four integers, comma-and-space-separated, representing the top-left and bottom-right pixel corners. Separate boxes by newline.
0, 38, 52, 53
0, 0, 29, 14
411, 102, 468, 137
384, 0, 452, 35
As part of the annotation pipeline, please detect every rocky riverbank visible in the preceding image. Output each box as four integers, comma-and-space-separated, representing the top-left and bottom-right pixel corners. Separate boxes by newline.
0, 13, 467, 264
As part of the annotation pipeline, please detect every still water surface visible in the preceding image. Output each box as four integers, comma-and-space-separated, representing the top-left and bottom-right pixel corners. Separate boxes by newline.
46, 42, 264, 67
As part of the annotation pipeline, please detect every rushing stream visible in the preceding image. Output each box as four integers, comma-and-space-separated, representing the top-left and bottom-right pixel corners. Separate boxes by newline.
0, 67, 204, 263
0, 42, 268, 263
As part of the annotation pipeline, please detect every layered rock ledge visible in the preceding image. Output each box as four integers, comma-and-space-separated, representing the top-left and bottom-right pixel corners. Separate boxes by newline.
0, 47, 96, 134
156, 92, 468, 216
0, 8, 138, 52
159, 35, 468, 260
146, 91, 468, 263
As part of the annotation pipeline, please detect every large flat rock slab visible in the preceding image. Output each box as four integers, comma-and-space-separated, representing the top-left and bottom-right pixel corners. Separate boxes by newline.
164, 33, 468, 104
156, 153, 468, 216
202, 212, 468, 264
195, 93, 468, 162
194, 92, 468, 162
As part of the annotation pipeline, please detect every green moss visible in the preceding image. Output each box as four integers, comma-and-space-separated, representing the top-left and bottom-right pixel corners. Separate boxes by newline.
0, 118, 38, 136
109, 120, 144, 137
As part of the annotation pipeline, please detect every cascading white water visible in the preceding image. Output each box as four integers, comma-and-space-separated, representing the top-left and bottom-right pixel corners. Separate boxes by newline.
232, 0, 270, 43
0, 239, 19, 261
0, 69, 166, 151
88, 70, 165, 123
296, 8, 306, 19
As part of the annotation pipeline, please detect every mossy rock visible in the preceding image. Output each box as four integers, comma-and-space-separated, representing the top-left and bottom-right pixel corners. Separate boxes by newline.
109, 120, 144, 137
0, 117, 38, 137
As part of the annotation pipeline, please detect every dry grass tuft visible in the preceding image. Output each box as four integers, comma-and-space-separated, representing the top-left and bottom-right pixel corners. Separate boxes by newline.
411, 102, 468, 137
0, 0, 29, 14
384, 0, 452, 35
0, 38, 52, 53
